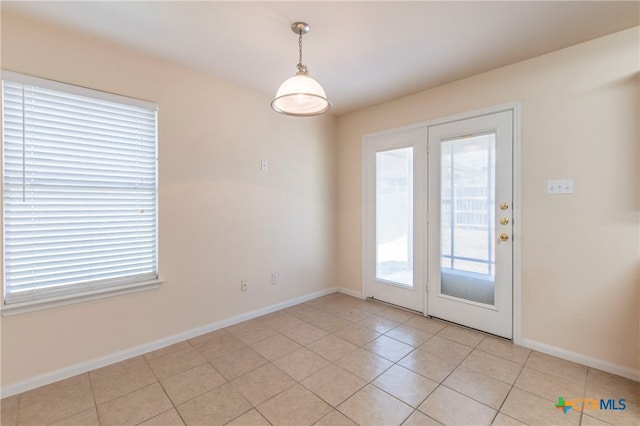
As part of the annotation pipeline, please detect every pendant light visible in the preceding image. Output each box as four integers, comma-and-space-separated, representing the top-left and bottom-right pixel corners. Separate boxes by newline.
271, 22, 331, 116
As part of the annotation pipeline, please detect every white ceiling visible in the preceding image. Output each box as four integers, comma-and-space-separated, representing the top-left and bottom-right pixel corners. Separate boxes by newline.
4, 1, 639, 115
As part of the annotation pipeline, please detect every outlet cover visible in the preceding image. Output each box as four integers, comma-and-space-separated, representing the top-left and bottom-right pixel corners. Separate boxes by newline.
547, 179, 574, 195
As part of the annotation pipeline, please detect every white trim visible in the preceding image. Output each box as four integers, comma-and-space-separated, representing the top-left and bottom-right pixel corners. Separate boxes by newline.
361, 137, 370, 301
1, 279, 164, 316
361, 102, 522, 340
521, 338, 640, 383
338, 287, 364, 299
1, 70, 157, 110
425, 110, 514, 338
511, 102, 523, 345
361, 130, 426, 312
363, 102, 522, 138
0, 286, 338, 397
2, 72, 159, 310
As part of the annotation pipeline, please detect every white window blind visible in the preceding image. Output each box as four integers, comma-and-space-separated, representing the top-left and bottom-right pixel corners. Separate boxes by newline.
2, 71, 158, 306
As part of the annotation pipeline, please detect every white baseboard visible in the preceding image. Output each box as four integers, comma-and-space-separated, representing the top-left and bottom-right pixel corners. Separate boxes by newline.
1, 286, 339, 398
520, 338, 640, 382
10, 287, 635, 397
337, 287, 364, 299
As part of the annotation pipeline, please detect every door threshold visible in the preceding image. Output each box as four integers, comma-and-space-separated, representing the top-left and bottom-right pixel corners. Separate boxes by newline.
366, 296, 423, 315
426, 315, 512, 342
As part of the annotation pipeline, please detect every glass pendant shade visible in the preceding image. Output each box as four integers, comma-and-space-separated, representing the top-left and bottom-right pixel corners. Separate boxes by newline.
271, 71, 331, 116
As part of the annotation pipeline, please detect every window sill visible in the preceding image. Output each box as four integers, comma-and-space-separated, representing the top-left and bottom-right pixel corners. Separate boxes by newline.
1, 279, 164, 316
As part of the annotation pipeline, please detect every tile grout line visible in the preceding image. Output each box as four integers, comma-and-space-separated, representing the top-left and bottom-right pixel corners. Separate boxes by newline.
140, 354, 183, 425
419, 333, 495, 423
13, 388, 22, 425
86, 370, 102, 426
493, 346, 535, 425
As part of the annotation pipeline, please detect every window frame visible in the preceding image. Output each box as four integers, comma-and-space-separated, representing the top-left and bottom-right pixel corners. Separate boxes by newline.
1, 71, 162, 316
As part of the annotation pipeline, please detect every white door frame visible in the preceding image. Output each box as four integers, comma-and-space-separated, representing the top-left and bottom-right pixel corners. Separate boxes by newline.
362, 128, 426, 312
362, 102, 522, 343
427, 110, 513, 338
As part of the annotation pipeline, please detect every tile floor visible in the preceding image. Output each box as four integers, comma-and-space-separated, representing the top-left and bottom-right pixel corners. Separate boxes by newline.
2, 293, 639, 425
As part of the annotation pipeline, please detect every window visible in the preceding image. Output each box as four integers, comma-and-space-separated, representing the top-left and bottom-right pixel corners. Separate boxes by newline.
2, 71, 160, 314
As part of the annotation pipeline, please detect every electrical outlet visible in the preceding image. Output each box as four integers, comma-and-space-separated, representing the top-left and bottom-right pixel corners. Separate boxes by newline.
271, 273, 279, 285
241, 279, 248, 292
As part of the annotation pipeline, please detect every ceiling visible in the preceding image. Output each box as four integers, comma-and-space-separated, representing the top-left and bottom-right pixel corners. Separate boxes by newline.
4, 1, 639, 116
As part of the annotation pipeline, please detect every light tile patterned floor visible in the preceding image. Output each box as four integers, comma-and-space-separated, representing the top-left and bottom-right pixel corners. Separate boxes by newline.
2, 293, 639, 425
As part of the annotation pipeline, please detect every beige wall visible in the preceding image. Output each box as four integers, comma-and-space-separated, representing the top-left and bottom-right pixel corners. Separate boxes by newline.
0, 11, 336, 388
336, 28, 639, 372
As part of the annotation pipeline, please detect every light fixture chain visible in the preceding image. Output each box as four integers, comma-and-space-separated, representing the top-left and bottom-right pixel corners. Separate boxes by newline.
299, 32, 302, 65
297, 30, 307, 73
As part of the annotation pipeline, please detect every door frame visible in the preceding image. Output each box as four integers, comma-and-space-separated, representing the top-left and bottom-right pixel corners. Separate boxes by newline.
362, 128, 426, 312
362, 102, 522, 344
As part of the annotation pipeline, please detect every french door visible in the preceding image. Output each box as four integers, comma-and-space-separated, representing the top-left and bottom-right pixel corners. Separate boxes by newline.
427, 110, 513, 338
363, 106, 516, 338
363, 128, 425, 312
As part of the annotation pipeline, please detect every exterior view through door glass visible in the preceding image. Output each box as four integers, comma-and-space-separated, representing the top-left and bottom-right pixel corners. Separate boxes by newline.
441, 133, 496, 305
376, 147, 413, 286
427, 110, 513, 338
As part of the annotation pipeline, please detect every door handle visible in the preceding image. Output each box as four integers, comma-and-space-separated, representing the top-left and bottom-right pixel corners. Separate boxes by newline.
498, 233, 509, 242
499, 217, 509, 225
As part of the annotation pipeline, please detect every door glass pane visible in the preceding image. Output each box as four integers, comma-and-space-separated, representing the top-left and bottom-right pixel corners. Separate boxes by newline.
441, 134, 495, 305
376, 147, 413, 286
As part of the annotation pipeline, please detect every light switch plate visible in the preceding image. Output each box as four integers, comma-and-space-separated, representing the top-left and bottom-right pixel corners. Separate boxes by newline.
547, 179, 574, 195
